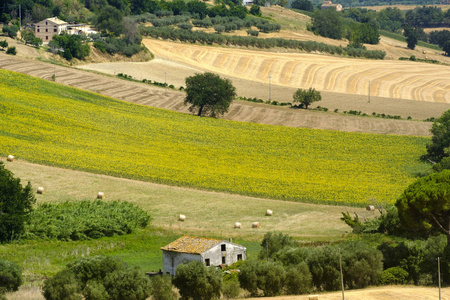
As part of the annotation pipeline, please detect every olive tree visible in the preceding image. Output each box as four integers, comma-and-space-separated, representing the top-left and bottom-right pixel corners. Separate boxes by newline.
292, 87, 321, 109
173, 260, 222, 300
184, 72, 236, 117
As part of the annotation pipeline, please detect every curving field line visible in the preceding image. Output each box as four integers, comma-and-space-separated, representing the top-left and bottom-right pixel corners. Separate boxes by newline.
143, 39, 450, 103
0, 53, 437, 136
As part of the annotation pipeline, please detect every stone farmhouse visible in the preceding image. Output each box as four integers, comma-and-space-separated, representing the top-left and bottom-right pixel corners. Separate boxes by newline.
161, 236, 247, 276
34, 17, 96, 44
320, 1, 343, 11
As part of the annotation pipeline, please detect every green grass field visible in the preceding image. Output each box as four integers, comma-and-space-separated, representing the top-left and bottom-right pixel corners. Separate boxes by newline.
0, 69, 429, 206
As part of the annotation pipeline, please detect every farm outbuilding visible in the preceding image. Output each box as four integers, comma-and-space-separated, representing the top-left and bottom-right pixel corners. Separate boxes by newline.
161, 236, 247, 276
320, 1, 342, 11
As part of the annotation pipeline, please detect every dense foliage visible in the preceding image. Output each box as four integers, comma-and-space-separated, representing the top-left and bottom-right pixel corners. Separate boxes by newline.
51, 32, 90, 60
25, 200, 151, 241
0, 260, 23, 293
423, 110, 450, 163
0, 162, 35, 243
43, 256, 151, 300
173, 261, 222, 300
184, 72, 236, 117
396, 170, 450, 245
292, 87, 322, 109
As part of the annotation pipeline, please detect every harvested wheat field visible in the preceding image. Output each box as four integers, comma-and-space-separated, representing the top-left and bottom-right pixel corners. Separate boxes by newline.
246, 286, 450, 300
142, 39, 450, 103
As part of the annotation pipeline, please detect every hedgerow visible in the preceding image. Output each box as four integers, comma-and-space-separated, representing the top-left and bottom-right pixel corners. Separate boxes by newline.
24, 200, 151, 241
140, 26, 386, 59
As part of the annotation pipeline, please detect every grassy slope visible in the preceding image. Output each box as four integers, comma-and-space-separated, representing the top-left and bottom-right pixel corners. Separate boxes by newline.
0, 69, 428, 206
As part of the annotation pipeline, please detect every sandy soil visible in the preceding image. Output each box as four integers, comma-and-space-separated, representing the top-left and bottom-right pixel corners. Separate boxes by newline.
246, 286, 450, 300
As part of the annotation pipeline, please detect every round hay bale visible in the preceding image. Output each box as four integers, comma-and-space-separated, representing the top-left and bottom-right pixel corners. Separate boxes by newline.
366, 205, 375, 211
265, 209, 273, 216
309, 295, 319, 300
97, 192, 105, 199
252, 222, 260, 228
7, 155, 14, 162
234, 222, 241, 229
178, 214, 186, 221
37, 187, 45, 194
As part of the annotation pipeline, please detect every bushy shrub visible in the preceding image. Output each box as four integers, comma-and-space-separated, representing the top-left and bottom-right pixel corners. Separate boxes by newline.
222, 279, 240, 299
259, 231, 299, 260
103, 268, 151, 300
0, 260, 23, 292
380, 267, 409, 285
93, 41, 107, 53
178, 22, 193, 30
239, 260, 285, 297
43, 269, 83, 300
25, 200, 151, 241
150, 274, 175, 300
43, 256, 150, 300
6, 46, 16, 55
284, 262, 312, 295
2, 25, 18, 38
84, 280, 108, 300
173, 261, 222, 300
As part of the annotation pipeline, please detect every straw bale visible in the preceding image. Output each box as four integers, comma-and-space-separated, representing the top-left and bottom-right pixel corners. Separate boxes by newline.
366, 205, 375, 211
179, 214, 186, 221
97, 192, 105, 199
234, 222, 241, 229
265, 209, 273, 216
309, 295, 319, 300
252, 222, 260, 228
7, 155, 14, 162
37, 187, 44, 194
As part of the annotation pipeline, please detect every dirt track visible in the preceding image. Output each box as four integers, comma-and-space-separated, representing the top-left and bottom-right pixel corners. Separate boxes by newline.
0, 53, 439, 136
247, 286, 450, 300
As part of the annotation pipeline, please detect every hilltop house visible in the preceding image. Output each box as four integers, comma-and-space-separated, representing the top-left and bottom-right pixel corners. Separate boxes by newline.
161, 236, 247, 276
320, 1, 342, 11
34, 17, 68, 44
34, 17, 96, 44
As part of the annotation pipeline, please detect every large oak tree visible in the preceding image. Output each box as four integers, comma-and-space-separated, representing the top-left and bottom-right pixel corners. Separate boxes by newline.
184, 72, 236, 118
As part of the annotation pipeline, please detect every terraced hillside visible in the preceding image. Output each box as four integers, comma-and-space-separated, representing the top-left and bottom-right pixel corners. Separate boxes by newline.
0, 54, 440, 136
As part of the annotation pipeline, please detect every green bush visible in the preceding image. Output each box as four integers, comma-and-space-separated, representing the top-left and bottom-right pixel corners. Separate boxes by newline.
2, 25, 18, 38
173, 260, 222, 300
239, 260, 285, 297
25, 200, 151, 241
284, 262, 312, 295
6, 46, 16, 55
43, 269, 83, 300
0, 260, 23, 292
93, 41, 107, 53
380, 267, 409, 285
103, 268, 151, 300
43, 256, 150, 300
222, 279, 240, 299
150, 274, 175, 300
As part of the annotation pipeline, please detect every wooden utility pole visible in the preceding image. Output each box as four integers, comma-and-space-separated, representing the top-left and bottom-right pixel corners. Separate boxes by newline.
339, 248, 345, 300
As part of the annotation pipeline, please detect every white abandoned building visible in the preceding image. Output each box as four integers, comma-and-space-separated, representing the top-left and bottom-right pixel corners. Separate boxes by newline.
161, 236, 247, 276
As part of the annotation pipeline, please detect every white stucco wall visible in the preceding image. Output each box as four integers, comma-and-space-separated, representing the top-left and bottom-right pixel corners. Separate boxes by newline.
201, 242, 246, 266
162, 251, 201, 276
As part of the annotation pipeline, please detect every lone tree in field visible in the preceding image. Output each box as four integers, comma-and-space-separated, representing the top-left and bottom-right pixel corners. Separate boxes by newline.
0, 162, 35, 243
184, 72, 236, 117
396, 170, 450, 245
292, 87, 321, 109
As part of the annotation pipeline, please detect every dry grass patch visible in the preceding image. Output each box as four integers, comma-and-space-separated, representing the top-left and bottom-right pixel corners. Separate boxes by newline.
4, 159, 376, 241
